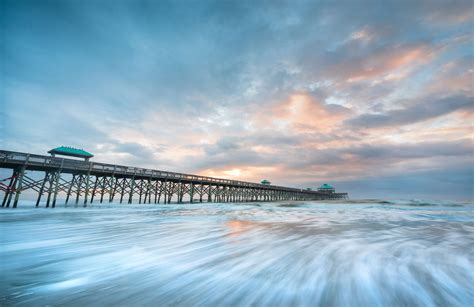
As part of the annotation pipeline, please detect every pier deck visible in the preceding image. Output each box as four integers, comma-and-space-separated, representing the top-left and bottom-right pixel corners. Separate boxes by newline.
0, 150, 348, 208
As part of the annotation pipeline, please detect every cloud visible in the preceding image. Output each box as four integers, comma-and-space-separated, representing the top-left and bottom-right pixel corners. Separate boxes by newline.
253, 93, 351, 133
344, 139, 473, 160
2, 0, 473, 199
333, 166, 474, 201
329, 43, 437, 83
426, 56, 474, 95
112, 142, 158, 160
346, 95, 474, 128
204, 138, 241, 156
422, 0, 474, 26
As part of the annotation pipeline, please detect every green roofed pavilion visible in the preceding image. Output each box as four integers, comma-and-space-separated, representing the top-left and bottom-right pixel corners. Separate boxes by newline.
318, 183, 335, 193
261, 179, 271, 185
48, 146, 94, 161
319, 183, 334, 189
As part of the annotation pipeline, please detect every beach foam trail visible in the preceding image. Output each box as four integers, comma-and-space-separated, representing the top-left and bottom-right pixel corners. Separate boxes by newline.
1, 200, 473, 306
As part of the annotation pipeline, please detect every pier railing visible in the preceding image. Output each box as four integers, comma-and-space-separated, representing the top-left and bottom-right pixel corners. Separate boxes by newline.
0, 150, 349, 207
1, 150, 301, 191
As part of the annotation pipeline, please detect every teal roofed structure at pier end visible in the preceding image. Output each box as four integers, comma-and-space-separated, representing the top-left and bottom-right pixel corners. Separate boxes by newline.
318, 183, 335, 193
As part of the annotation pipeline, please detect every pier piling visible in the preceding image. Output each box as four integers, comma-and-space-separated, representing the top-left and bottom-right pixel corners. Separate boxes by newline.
0, 150, 348, 207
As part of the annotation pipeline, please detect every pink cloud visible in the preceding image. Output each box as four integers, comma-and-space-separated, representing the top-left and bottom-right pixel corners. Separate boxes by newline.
335, 44, 437, 83
253, 93, 351, 134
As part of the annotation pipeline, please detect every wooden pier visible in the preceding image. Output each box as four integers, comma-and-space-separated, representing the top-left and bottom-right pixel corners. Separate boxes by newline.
0, 150, 348, 208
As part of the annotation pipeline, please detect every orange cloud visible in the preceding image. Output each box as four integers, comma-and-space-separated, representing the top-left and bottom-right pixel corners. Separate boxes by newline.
335, 44, 437, 83
255, 93, 350, 134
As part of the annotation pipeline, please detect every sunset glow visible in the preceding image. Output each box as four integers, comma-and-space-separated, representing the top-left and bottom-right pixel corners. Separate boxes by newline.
1, 0, 473, 200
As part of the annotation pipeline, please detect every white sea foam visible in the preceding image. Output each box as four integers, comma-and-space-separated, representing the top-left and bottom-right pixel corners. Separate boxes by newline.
1, 200, 473, 306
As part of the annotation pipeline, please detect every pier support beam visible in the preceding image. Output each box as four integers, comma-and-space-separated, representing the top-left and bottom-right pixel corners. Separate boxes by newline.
109, 168, 116, 203
2, 169, 17, 207
83, 167, 91, 207
75, 174, 84, 207
35, 172, 49, 207
128, 175, 136, 204
189, 183, 194, 203
90, 176, 99, 204
51, 171, 62, 208
12, 154, 30, 208
65, 174, 76, 206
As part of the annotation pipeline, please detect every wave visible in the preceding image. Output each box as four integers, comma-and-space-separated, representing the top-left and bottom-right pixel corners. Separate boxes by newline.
1, 201, 473, 306
326, 198, 471, 207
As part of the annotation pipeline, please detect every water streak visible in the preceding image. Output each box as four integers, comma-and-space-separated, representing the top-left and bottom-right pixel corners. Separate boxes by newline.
1, 200, 473, 306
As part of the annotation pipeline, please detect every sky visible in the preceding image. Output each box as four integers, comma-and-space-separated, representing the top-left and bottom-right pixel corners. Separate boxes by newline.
1, 0, 473, 200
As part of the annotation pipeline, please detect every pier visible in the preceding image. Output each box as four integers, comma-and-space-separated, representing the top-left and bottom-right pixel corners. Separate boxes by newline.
0, 150, 348, 208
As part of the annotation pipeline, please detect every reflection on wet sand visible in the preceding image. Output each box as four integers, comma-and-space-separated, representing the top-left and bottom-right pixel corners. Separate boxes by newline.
226, 220, 261, 238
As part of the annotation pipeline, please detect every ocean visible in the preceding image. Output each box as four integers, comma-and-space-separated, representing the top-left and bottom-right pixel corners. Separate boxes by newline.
1, 200, 473, 306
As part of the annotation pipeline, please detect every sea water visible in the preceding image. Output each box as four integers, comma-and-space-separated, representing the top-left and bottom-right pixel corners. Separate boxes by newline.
1, 200, 473, 306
